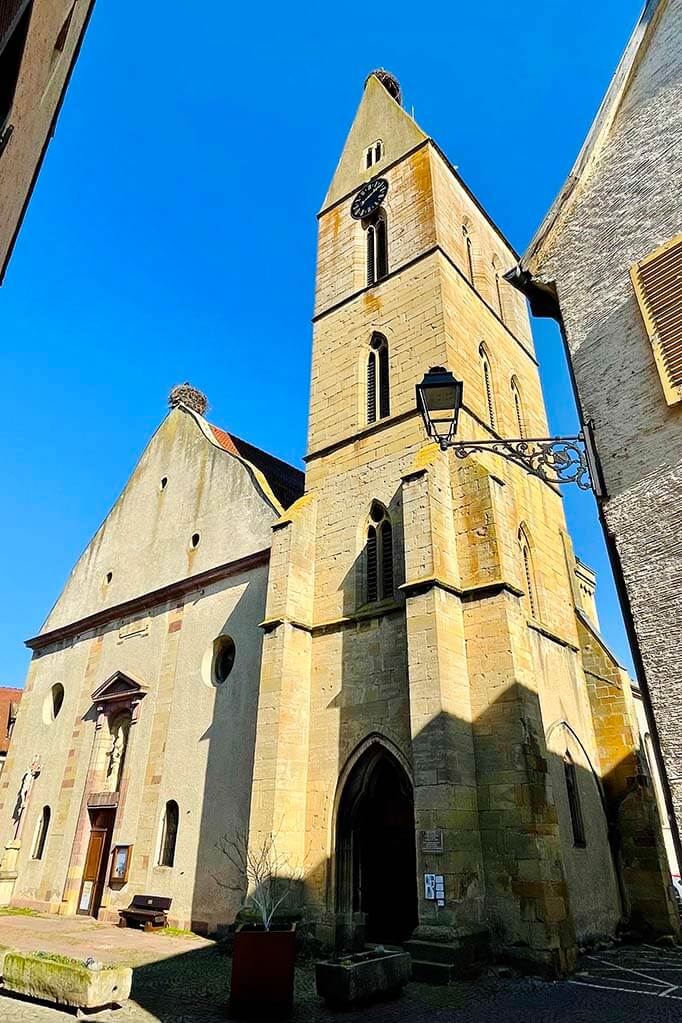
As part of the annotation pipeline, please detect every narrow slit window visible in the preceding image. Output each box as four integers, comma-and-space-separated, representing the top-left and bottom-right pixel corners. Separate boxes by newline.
463, 227, 475, 285
564, 753, 586, 847
32, 805, 50, 860
495, 273, 505, 322
364, 139, 383, 169
48, 2, 74, 77
158, 800, 179, 867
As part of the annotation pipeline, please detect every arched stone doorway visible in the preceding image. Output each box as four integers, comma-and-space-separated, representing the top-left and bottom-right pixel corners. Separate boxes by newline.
335, 743, 418, 947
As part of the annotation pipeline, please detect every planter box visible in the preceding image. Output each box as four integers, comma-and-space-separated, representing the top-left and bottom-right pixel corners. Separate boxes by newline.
229, 924, 296, 1019
1, 951, 131, 1013
315, 950, 411, 1006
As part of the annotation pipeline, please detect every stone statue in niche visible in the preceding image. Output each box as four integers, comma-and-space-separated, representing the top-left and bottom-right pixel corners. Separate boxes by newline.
106, 715, 130, 792
11, 755, 42, 839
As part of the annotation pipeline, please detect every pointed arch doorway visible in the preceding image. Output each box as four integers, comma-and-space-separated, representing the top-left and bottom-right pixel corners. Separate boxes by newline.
335, 742, 418, 946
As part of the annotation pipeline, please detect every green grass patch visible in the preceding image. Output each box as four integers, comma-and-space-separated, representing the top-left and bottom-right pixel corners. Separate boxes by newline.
158, 926, 206, 939
0, 907, 41, 917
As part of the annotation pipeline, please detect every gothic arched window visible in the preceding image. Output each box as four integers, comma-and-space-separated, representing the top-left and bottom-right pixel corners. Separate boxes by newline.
564, 753, 586, 847
479, 343, 496, 430
511, 376, 526, 437
32, 805, 50, 860
518, 524, 539, 620
367, 333, 390, 424
366, 502, 394, 604
366, 210, 388, 286
158, 800, 179, 867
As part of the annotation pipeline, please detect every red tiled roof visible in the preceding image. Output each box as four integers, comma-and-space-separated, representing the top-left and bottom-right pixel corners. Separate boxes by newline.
0, 687, 22, 755
209, 425, 305, 511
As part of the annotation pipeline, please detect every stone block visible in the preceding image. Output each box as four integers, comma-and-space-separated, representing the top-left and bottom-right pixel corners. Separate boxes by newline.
315, 951, 411, 1006
2, 952, 132, 1011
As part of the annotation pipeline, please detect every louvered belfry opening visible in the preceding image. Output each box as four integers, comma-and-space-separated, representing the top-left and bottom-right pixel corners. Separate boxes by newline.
366, 525, 378, 602
519, 525, 538, 621
366, 501, 394, 604
367, 349, 377, 423
366, 223, 375, 286
511, 376, 525, 437
480, 343, 496, 429
367, 333, 389, 425
631, 234, 682, 405
365, 210, 388, 286
0, 0, 32, 135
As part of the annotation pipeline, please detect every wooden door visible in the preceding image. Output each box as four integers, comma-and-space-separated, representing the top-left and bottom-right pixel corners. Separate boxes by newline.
78, 810, 114, 917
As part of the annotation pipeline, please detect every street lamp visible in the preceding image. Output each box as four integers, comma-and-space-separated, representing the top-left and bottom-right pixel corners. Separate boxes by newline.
415, 366, 597, 492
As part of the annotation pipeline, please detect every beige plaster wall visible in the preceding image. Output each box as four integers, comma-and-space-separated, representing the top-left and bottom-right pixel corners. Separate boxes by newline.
42, 408, 277, 632
0, 407, 279, 930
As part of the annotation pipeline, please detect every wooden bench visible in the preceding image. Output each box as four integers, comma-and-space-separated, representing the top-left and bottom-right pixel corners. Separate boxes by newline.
118, 895, 172, 932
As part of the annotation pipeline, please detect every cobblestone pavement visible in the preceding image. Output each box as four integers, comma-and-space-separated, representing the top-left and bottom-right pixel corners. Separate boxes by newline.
1, 916, 682, 1022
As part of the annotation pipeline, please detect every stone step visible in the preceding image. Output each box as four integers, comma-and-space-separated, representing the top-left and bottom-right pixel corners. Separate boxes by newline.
410, 959, 453, 985
403, 939, 461, 965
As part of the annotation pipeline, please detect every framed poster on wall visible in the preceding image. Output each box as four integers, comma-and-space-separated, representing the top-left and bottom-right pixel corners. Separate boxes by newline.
110, 844, 132, 884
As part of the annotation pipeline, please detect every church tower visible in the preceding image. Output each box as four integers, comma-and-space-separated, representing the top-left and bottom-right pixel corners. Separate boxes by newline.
249, 71, 677, 972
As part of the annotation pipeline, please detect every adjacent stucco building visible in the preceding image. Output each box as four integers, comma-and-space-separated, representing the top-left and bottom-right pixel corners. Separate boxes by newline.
0, 0, 95, 282
0, 687, 21, 776
509, 0, 682, 869
0, 69, 678, 973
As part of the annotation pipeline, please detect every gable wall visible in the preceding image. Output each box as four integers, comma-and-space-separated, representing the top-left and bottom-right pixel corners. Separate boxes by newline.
42, 408, 278, 633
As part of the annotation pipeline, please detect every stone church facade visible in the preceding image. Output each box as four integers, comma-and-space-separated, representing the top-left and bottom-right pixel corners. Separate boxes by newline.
0, 70, 677, 973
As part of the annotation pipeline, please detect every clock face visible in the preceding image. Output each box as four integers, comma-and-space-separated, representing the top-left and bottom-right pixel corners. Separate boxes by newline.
350, 178, 389, 220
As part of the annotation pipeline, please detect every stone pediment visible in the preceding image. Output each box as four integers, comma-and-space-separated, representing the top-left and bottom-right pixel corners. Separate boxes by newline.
91, 671, 148, 707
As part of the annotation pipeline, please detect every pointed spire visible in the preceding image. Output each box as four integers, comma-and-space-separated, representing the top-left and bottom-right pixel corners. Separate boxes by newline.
322, 72, 428, 212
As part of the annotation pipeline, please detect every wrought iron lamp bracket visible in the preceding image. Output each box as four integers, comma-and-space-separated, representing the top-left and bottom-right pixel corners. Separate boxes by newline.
438, 434, 593, 491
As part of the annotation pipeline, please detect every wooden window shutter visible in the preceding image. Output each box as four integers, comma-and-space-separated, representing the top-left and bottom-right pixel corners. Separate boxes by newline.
380, 521, 393, 598
378, 342, 390, 419
366, 526, 378, 603
367, 351, 377, 423
631, 234, 682, 405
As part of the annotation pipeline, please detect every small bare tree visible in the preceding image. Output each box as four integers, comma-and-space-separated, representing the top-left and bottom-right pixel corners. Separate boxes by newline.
215, 830, 303, 931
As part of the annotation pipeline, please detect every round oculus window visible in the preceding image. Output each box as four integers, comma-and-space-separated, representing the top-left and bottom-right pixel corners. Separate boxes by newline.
213, 636, 236, 685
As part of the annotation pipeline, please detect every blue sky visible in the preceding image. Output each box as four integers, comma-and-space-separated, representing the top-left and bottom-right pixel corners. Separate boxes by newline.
0, 1, 644, 683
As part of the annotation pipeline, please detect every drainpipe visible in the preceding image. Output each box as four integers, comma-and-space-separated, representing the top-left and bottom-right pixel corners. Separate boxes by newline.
505, 264, 682, 877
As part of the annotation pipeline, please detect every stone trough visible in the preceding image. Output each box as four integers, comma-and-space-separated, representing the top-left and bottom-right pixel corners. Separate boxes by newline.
315, 949, 411, 1006
1, 950, 132, 1016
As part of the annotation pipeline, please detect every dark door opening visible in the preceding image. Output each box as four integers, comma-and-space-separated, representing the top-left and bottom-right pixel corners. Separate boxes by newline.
336, 745, 418, 944
78, 808, 115, 917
